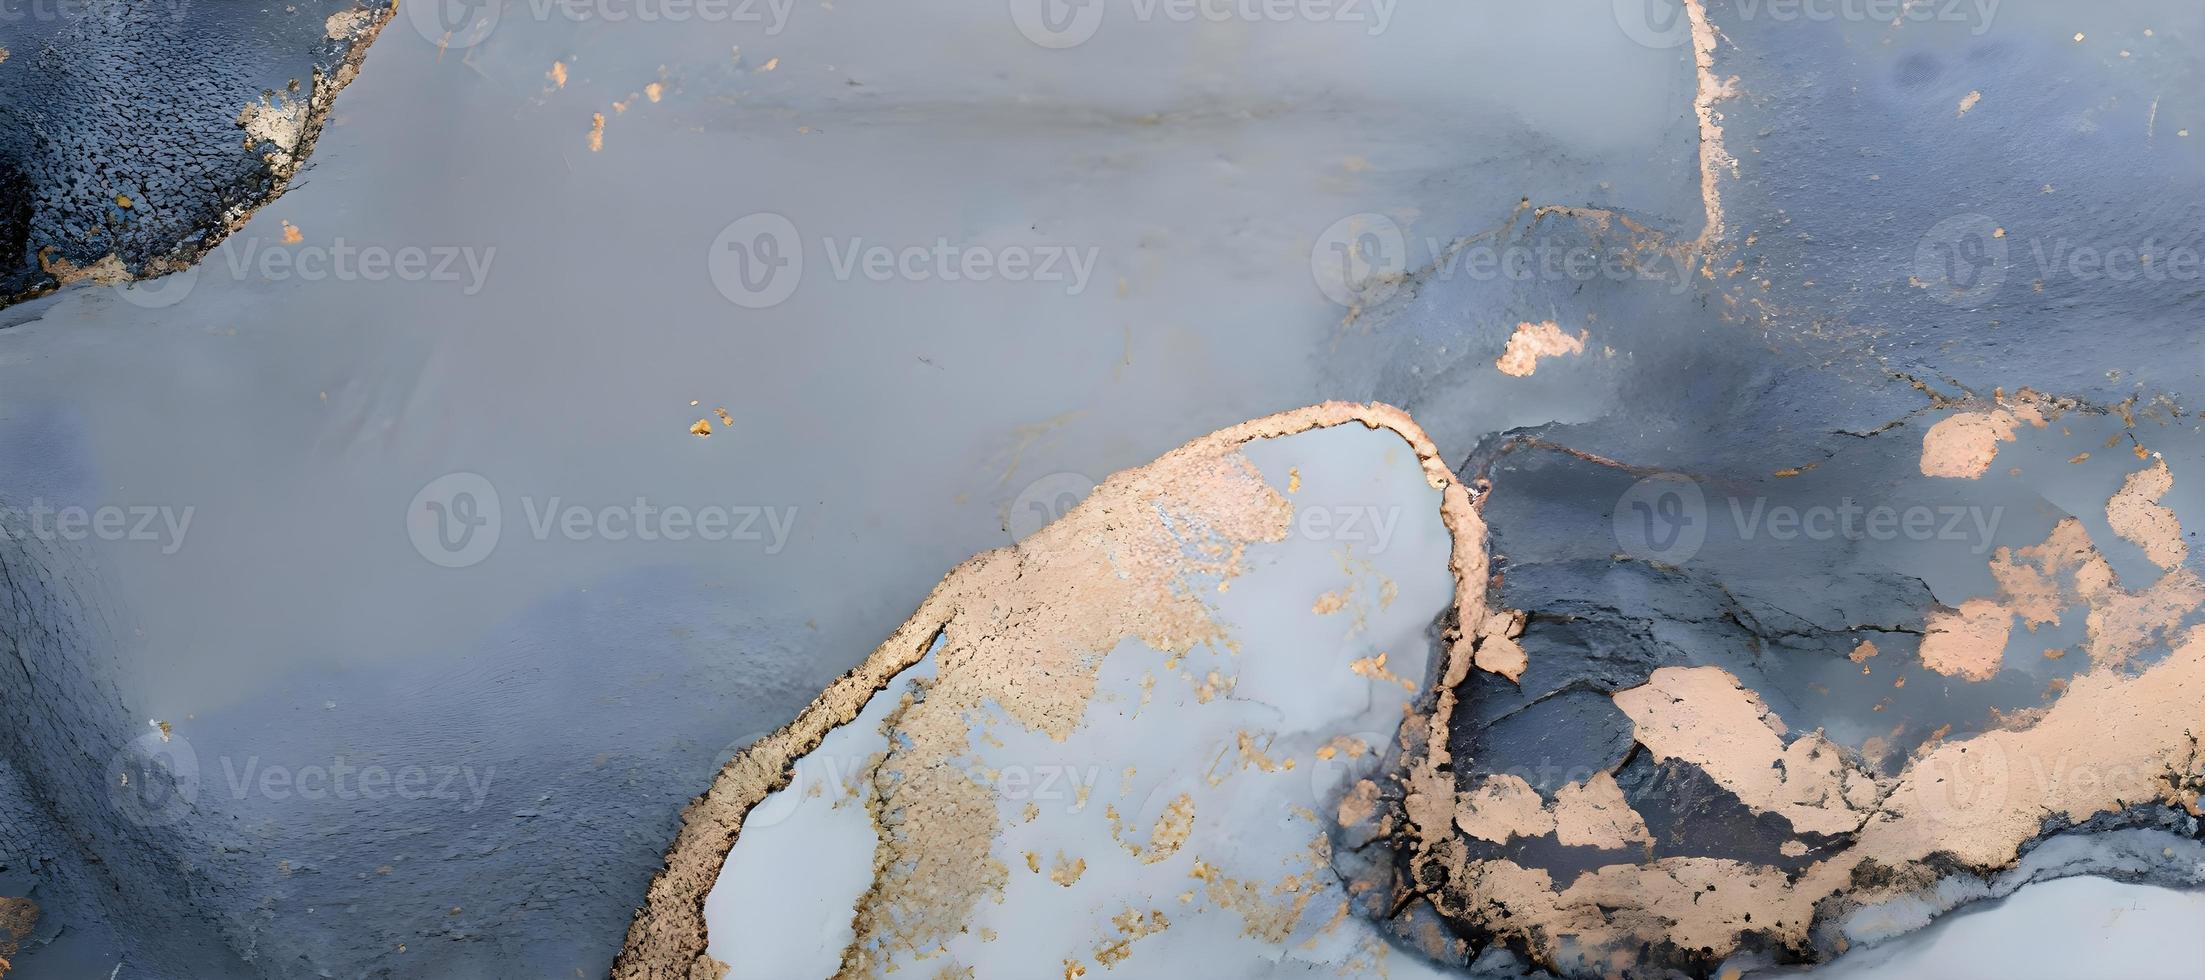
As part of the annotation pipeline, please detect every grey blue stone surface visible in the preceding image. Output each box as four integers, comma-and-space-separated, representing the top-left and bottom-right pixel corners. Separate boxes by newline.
2, 1, 2203, 977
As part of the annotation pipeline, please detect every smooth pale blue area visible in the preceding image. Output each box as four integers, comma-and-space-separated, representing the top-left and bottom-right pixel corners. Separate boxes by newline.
1799, 877, 2205, 980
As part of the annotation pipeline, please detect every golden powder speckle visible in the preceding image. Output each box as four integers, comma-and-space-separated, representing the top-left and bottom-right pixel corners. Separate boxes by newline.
1048, 853, 1087, 887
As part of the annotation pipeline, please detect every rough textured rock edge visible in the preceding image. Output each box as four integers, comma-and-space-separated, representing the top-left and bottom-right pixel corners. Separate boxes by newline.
0, 2, 394, 311
612, 401, 1488, 979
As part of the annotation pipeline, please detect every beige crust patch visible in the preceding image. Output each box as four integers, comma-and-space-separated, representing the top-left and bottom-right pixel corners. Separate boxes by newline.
1472, 609, 1528, 681
1552, 772, 1652, 849
1983, 516, 2203, 669
1454, 774, 1556, 844
2108, 458, 2186, 569
1920, 410, 2019, 478
325, 7, 377, 39
1495, 321, 1587, 377
1612, 666, 1868, 836
238, 96, 309, 155
1920, 598, 2013, 681
1684, 0, 1737, 251
0, 897, 35, 979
